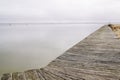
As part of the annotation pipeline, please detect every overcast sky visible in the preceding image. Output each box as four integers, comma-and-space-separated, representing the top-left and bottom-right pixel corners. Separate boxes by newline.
0, 0, 120, 23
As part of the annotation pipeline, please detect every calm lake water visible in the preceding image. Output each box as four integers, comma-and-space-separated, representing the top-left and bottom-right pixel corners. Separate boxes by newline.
0, 23, 103, 74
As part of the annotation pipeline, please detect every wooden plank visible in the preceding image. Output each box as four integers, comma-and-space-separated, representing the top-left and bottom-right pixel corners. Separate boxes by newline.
12, 72, 26, 80
39, 68, 66, 80
35, 69, 46, 80
24, 69, 40, 80
44, 67, 93, 80
1, 73, 12, 80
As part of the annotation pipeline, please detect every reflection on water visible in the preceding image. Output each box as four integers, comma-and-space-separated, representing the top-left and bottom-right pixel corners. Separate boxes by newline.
0, 23, 103, 74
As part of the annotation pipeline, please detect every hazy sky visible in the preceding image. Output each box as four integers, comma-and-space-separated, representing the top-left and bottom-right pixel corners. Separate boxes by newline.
0, 0, 120, 22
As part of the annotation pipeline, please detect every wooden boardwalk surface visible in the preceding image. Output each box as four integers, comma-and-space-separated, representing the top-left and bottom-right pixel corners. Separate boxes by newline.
1, 25, 120, 80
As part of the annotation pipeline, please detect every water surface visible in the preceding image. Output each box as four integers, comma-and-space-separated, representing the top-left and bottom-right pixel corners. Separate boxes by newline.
0, 23, 103, 74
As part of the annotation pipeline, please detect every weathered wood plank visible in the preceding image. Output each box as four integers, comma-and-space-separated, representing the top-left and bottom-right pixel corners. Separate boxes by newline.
43, 68, 85, 80
12, 72, 26, 80
24, 69, 40, 80
35, 69, 46, 80
45, 67, 120, 80
1, 73, 12, 80
39, 68, 65, 80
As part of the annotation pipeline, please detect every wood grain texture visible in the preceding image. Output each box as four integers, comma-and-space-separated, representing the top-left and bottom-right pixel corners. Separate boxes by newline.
1, 73, 12, 80
1, 25, 120, 80
12, 72, 26, 80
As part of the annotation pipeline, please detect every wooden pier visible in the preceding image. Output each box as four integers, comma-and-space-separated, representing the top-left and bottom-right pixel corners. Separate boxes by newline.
1, 25, 120, 80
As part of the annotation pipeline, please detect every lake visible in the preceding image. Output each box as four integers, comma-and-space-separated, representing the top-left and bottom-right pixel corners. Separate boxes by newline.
0, 23, 103, 74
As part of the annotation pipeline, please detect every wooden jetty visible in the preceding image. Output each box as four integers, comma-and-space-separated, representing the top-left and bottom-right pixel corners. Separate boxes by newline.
0, 25, 120, 80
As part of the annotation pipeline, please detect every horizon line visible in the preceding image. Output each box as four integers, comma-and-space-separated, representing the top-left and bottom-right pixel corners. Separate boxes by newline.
0, 22, 120, 24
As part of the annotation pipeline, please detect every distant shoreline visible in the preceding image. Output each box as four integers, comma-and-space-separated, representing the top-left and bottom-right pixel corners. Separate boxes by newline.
0, 22, 113, 24
0, 22, 119, 25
